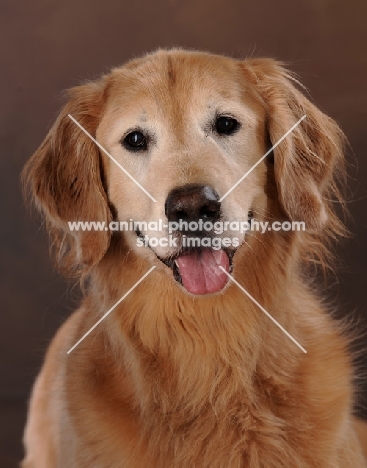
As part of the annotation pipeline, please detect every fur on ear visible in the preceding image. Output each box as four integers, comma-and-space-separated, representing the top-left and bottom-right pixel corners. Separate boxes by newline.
22, 80, 112, 278
242, 58, 346, 232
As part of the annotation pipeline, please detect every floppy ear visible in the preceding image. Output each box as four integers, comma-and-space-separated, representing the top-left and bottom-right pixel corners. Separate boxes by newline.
22, 80, 112, 277
242, 58, 345, 230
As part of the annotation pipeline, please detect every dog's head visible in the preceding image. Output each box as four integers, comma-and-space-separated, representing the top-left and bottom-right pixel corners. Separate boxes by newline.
23, 50, 345, 295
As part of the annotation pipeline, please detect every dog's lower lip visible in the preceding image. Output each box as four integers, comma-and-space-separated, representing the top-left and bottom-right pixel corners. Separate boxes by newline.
135, 229, 184, 282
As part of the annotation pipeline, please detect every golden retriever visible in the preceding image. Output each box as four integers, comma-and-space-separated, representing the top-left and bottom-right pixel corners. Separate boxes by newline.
22, 49, 367, 467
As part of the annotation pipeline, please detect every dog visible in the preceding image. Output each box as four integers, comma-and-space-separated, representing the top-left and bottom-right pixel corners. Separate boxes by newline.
22, 49, 367, 467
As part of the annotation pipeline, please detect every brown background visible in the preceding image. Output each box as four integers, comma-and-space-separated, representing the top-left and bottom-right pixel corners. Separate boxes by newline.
1, 0, 367, 466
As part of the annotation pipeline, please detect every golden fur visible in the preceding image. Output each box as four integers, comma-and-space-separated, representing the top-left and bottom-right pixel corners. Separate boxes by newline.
22, 49, 367, 467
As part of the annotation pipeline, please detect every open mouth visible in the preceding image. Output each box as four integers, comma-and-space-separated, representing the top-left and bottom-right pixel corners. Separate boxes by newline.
135, 211, 253, 295
135, 228, 234, 295
161, 247, 233, 295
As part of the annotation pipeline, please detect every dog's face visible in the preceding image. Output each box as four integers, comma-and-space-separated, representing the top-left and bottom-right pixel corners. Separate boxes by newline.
23, 50, 344, 295
97, 54, 267, 294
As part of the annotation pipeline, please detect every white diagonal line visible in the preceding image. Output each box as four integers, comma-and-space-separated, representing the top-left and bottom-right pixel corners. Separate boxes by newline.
219, 115, 306, 202
219, 267, 307, 353
67, 266, 156, 354
68, 114, 157, 202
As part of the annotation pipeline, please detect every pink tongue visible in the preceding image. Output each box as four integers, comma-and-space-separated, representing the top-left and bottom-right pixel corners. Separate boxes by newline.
175, 249, 229, 295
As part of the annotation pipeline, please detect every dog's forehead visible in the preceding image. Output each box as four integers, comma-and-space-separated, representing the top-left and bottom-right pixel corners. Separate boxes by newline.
106, 51, 244, 112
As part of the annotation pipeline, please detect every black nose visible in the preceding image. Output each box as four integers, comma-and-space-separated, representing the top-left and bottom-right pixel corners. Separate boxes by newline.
165, 184, 221, 223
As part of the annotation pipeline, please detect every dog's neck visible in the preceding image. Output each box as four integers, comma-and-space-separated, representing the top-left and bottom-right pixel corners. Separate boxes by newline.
88, 245, 352, 465
102, 269, 306, 465
94, 243, 301, 420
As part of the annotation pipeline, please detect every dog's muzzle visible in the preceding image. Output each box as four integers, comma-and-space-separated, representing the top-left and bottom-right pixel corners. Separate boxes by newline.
161, 184, 229, 294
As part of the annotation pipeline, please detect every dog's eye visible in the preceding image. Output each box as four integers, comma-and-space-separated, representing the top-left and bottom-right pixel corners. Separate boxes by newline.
215, 116, 239, 136
123, 131, 147, 151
